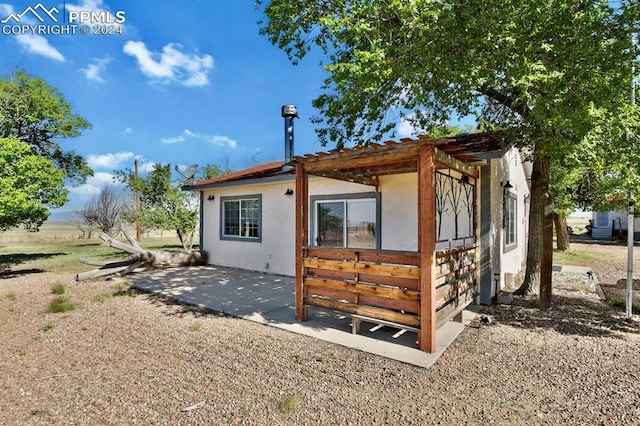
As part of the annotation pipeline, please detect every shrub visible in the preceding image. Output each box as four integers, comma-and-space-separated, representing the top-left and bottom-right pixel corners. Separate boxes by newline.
47, 297, 76, 313
278, 396, 299, 413
51, 284, 66, 294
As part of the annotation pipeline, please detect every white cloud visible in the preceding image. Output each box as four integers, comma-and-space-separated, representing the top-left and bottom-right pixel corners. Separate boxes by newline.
123, 41, 214, 87
161, 129, 236, 149
87, 152, 134, 169
397, 116, 416, 138
15, 34, 65, 61
397, 112, 430, 138
123, 127, 132, 134
69, 172, 119, 197
79, 56, 112, 83
210, 135, 237, 149
0, 4, 65, 61
136, 160, 156, 173
160, 136, 185, 144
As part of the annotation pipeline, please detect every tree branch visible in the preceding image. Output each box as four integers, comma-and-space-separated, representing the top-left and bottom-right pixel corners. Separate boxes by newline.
477, 84, 530, 118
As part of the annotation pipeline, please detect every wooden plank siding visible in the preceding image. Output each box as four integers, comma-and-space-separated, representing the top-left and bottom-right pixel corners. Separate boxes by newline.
300, 245, 477, 338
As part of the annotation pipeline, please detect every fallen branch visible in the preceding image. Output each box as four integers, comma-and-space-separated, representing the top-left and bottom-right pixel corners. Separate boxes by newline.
76, 227, 207, 281
181, 401, 206, 412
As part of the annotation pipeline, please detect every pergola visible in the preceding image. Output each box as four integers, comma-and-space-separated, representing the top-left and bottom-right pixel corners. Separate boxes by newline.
294, 132, 508, 352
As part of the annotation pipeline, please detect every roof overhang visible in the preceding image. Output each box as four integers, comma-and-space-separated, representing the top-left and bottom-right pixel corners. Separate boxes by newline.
296, 130, 514, 184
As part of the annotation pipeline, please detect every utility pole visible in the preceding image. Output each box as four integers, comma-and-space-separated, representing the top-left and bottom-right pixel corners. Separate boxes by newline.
627, 33, 636, 320
134, 159, 141, 241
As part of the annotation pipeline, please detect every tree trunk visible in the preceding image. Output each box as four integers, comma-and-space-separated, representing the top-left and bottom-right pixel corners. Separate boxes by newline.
554, 213, 570, 251
540, 197, 554, 309
76, 226, 208, 281
514, 156, 551, 297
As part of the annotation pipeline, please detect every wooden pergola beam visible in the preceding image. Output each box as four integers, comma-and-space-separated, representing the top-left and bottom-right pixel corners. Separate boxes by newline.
435, 149, 479, 178
313, 171, 380, 187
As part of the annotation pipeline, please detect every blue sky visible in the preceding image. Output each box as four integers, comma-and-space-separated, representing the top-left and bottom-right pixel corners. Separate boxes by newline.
0, 0, 439, 213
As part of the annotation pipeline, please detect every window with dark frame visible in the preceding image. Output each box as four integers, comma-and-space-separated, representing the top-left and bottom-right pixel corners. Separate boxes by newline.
220, 195, 261, 241
312, 193, 380, 250
504, 194, 517, 249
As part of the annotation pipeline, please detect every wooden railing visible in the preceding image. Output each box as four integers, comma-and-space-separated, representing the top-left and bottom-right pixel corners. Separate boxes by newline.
302, 247, 421, 327
435, 245, 477, 327
302, 245, 477, 332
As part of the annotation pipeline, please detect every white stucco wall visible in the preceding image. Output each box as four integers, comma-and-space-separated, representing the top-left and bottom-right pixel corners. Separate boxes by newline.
200, 177, 374, 276
201, 179, 297, 276
489, 148, 530, 291
379, 174, 418, 251
199, 147, 531, 286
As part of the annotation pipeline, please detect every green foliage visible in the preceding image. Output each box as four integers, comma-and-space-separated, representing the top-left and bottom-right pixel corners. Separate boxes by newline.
51, 284, 66, 294
47, 297, 76, 313
258, 0, 632, 152
39, 323, 53, 332
0, 69, 92, 185
278, 395, 299, 413
117, 164, 199, 250
117, 163, 228, 251
0, 138, 68, 231
608, 297, 640, 314
577, 103, 640, 212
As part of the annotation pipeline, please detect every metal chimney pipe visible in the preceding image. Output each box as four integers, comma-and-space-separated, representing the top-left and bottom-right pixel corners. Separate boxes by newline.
281, 105, 298, 172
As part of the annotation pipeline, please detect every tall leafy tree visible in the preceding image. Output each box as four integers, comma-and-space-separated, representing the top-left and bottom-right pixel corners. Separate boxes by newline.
0, 69, 92, 185
258, 0, 635, 304
117, 163, 229, 251
0, 138, 67, 231
118, 164, 198, 251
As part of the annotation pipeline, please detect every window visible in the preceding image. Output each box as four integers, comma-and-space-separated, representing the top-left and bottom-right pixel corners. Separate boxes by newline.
220, 195, 261, 242
504, 194, 517, 250
311, 192, 380, 249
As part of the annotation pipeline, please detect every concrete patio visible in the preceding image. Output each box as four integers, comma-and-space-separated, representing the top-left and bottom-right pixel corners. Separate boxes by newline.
128, 265, 478, 368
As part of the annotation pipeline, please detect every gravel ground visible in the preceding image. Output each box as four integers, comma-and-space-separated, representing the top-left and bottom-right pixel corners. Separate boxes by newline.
1, 268, 639, 425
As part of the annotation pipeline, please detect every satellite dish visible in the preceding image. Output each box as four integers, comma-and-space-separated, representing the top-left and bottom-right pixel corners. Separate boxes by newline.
175, 164, 199, 180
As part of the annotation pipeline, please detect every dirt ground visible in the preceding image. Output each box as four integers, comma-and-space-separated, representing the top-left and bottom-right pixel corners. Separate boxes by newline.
567, 237, 640, 309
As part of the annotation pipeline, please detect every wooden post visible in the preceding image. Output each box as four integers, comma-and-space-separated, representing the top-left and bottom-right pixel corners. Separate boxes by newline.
418, 145, 437, 352
295, 161, 309, 321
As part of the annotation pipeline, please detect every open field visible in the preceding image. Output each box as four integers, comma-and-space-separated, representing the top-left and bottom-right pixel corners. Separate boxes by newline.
0, 222, 186, 243
0, 237, 639, 424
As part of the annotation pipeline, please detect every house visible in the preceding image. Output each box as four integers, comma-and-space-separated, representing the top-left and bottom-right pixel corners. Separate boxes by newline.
591, 210, 640, 240
185, 130, 531, 352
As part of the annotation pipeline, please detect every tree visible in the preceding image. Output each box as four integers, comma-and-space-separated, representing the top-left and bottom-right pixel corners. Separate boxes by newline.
117, 164, 198, 251
0, 69, 92, 185
79, 184, 129, 237
549, 153, 583, 250
258, 0, 635, 305
0, 138, 67, 231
